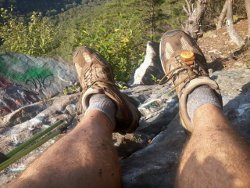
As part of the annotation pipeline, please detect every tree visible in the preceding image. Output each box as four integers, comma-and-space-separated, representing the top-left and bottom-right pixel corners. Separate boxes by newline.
226, 0, 245, 47
143, 0, 165, 40
183, 0, 207, 40
73, 0, 146, 81
0, 9, 59, 56
184, 0, 247, 46
216, 0, 228, 30
215, 0, 248, 46
245, 0, 250, 37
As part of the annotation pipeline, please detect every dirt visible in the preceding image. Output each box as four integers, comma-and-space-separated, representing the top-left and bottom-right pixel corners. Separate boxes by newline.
198, 19, 250, 71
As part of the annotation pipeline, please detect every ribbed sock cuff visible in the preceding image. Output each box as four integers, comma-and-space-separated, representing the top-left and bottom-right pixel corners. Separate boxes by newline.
87, 94, 116, 129
187, 85, 222, 121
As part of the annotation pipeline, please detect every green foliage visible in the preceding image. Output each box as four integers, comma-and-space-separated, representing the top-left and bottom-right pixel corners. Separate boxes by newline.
244, 54, 250, 68
62, 1, 142, 81
76, 26, 144, 81
73, 1, 146, 81
0, 8, 59, 56
0, 0, 187, 82
150, 74, 160, 84
0, 0, 83, 16
160, 0, 186, 28
63, 85, 81, 95
142, 0, 165, 40
53, 0, 185, 81
116, 82, 128, 90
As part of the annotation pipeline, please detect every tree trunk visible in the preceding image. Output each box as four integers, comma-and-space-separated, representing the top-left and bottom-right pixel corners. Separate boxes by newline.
245, 0, 250, 37
183, 0, 207, 40
151, 0, 155, 40
226, 0, 245, 47
216, 0, 228, 30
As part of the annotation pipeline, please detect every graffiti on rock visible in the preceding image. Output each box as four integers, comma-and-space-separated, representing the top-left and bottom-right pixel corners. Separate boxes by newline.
0, 56, 54, 92
0, 56, 54, 116
24, 67, 53, 91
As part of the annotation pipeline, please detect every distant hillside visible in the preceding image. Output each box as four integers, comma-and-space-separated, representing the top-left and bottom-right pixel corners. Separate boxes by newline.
0, 0, 186, 82
0, 0, 108, 16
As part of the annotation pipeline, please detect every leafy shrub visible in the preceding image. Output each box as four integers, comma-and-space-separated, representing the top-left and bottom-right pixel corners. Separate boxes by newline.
0, 8, 59, 56
73, 1, 147, 81
75, 24, 144, 81
0, 0, 187, 82
244, 54, 250, 68
71, 0, 185, 82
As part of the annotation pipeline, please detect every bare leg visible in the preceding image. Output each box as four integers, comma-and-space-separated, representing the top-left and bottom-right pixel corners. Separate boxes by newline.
176, 104, 250, 188
9, 110, 121, 188
159, 29, 250, 187
8, 46, 140, 187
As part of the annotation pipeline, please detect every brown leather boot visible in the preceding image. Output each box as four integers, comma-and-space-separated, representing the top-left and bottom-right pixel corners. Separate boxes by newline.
73, 46, 140, 134
160, 30, 222, 132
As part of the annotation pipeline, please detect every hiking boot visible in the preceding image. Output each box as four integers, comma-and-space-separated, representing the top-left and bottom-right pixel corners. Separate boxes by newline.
160, 30, 222, 132
73, 46, 140, 134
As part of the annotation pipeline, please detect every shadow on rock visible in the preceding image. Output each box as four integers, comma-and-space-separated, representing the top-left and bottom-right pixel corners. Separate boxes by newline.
208, 57, 225, 72
122, 116, 187, 188
224, 82, 250, 142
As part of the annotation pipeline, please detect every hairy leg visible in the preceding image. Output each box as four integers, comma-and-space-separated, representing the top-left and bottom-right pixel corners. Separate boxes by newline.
9, 110, 121, 188
176, 104, 250, 188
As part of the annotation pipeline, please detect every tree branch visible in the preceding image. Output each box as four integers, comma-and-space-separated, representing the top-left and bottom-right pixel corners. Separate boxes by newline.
217, 0, 228, 30
183, 0, 207, 40
226, 0, 245, 46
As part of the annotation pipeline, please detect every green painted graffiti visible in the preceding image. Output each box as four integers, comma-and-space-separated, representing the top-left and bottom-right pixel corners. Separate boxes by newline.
0, 56, 53, 91
25, 67, 53, 90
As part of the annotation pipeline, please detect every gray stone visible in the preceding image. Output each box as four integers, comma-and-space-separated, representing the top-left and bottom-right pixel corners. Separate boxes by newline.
124, 83, 178, 137
0, 53, 77, 98
131, 41, 164, 85
120, 68, 250, 188
122, 116, 186, 188
0, 53, 77, 117
0, 93, 80, 185
0, 93, 80, 150
211, 68, 250, 141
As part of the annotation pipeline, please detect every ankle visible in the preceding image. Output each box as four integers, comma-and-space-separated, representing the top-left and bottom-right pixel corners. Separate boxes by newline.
187, 85, 222, 122
193, 104, 229, 131
86, 94, 116, 130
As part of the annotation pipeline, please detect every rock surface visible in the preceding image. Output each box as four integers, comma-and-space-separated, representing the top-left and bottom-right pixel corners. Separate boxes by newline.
121, 68, 250, 188
0, 52, 249, 187
130, 41, 164, 85
0, 53, 77, 117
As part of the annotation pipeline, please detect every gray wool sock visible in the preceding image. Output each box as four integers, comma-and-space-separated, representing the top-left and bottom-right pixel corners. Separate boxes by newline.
87, 94, 116, 129
187, 85, 222, 121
